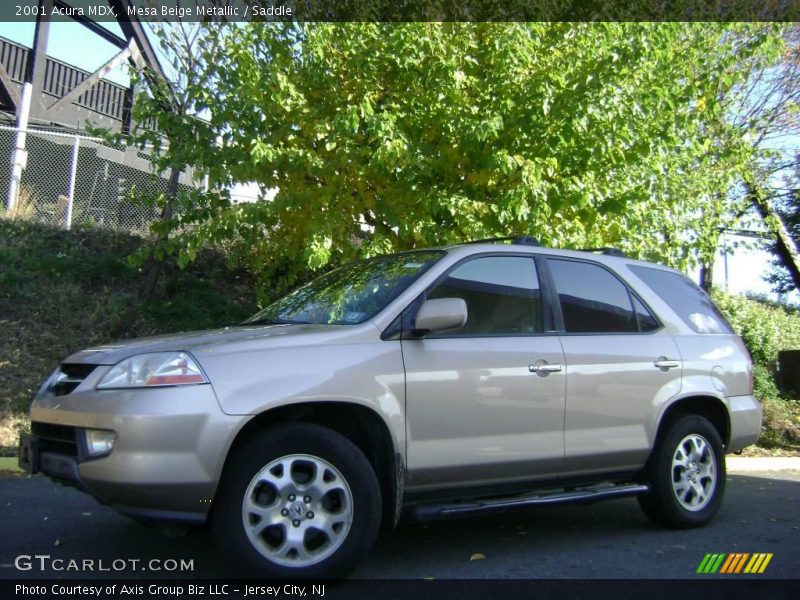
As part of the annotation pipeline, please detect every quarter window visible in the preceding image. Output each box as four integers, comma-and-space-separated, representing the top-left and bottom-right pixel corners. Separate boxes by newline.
426, 256, 542, 335
629, 266, 733, 334
548, 259, 638, 333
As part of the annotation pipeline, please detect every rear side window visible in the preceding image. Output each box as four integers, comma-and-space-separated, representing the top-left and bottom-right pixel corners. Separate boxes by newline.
629, 266, 733, 334
547, 259, 638, 333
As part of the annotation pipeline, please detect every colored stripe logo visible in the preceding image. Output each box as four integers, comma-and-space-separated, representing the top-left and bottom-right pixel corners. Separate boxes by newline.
696, 553, 773, 574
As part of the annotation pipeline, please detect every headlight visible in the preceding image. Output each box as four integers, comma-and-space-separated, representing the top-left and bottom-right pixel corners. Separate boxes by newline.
96, 352, 208, 389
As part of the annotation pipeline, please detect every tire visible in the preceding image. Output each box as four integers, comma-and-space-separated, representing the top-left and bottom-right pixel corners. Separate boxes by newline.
212, 422, 382, 578
638, 414, 726, 529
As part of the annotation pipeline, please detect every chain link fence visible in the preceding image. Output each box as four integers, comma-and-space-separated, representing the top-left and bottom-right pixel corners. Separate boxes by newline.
0, 125, 198, 235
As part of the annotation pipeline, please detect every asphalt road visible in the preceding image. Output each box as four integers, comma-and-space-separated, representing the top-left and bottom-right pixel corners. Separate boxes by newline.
1, 471, 798, 579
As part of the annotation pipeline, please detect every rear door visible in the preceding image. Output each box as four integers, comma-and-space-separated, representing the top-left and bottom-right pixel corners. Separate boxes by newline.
402, 254, 566, 491
544, 257, 682, 475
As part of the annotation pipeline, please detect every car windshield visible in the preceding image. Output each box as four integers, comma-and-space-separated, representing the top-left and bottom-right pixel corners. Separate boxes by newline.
244, 250, 446, 326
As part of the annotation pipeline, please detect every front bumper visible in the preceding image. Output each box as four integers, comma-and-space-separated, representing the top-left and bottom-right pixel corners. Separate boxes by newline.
725, 394, 763, 453
19, 431, 85, 489
24, 374, 245, 524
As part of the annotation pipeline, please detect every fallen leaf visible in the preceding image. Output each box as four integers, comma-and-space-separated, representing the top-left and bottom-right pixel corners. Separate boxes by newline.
53, 539, 61, 547
656, 550, 663, 555
82, 512, 92, 516
470, 553, 486, 561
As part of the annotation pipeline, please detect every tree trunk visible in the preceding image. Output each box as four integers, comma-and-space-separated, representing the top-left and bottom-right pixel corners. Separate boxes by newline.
699, 261, 714, 292
140, 165, 182, 299
747, 182, 800, 292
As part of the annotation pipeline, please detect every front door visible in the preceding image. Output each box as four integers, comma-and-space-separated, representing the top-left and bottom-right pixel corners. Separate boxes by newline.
403, 254, 566, 491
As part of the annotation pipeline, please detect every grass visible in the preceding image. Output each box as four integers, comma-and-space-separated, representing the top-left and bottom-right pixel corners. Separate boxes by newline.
0, 456, 21, 472
0, 218, 258, 447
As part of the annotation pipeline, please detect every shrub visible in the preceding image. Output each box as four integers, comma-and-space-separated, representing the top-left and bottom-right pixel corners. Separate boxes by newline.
712, 290, 800, 365
713, 291, 800, 450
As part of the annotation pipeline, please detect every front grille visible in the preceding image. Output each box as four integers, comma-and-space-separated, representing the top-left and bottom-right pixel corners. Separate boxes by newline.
31, 422, 80, 458
52, 364, 96, 396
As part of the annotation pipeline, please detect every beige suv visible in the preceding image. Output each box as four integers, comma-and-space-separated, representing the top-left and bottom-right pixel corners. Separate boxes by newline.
20, 237, 761, 578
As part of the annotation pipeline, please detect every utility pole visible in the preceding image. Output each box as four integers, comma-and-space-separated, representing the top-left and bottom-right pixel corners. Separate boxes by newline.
6, 0, 51, 212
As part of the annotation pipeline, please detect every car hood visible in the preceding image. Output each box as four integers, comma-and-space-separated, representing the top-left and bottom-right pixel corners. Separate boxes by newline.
63, 323, 359, 365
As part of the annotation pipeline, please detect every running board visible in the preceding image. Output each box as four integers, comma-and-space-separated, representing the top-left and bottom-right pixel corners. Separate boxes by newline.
411, 482, 650, 522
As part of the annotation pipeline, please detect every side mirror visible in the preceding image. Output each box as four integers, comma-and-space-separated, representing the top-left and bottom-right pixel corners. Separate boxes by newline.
413, 298, 468, 335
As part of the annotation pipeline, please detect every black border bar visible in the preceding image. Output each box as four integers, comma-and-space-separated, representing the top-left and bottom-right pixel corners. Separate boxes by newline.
4, 579, 800, 600
2, 0, 800, 23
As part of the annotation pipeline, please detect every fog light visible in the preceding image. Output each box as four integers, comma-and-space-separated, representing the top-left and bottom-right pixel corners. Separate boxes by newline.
84, 429, 116, 457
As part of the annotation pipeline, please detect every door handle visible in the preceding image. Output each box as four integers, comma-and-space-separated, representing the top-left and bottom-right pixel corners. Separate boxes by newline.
654, 358, 680, 370
529, 363, 563, 373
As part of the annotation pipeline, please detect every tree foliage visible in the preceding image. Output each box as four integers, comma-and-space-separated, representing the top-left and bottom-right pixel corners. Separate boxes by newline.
719, 26, 800, 294
92, 22, 225, 296
130, 23, 784, 299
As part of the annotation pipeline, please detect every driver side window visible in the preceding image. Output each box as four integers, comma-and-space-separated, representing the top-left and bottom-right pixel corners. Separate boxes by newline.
427, 256, 542, 335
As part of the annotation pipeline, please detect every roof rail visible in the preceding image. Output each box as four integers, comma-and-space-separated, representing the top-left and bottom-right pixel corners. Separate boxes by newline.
464, 236, 542, 247
580, 247, 627, 257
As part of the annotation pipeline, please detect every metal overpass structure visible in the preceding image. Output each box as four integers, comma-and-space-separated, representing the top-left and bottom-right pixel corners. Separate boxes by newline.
1, 0, 166, 211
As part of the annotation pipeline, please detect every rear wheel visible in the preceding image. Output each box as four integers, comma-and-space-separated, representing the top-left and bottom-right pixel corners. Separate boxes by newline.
638, 414, 725, 528
213, 423, 382, 578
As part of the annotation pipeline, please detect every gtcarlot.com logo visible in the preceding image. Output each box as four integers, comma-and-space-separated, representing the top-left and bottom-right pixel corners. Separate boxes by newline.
14, 554, 194, 573
696, 553, 773, 574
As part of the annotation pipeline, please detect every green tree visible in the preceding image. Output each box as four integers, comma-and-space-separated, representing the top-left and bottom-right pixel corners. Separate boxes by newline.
95, 21, 224, 298
139, 23, 784, 298
746, 27, 800, 294
716, 25, 800, 294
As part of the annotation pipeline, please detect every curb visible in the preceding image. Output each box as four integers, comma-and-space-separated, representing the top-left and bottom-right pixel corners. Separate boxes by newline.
726, 456, 800, 472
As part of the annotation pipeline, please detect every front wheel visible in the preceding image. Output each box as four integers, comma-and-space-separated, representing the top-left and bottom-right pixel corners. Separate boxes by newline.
213, 423, 382, 578
638, 414, 726, 529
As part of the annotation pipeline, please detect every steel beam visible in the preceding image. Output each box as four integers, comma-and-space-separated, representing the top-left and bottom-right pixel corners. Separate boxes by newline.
0, 62, 19, 110
54, 1, 128, 49
108, 0, 165, 80
44, 39, 140, 118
